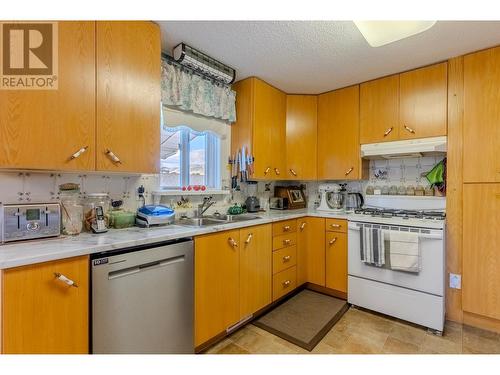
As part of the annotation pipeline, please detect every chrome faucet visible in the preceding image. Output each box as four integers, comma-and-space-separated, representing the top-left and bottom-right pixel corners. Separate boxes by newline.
197, 196, 215, 217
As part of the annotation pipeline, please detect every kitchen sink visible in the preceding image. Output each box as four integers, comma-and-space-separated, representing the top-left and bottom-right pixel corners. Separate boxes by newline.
175, 214, 262, 227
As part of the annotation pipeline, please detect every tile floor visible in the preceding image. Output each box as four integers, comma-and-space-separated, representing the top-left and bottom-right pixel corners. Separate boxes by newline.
205, 306, 500, 354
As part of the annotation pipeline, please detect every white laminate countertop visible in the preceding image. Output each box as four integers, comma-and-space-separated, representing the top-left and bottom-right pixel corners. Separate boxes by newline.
0, 209, 351, 269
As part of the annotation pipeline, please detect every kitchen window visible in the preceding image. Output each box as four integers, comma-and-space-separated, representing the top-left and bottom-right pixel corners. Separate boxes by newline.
161, 107, 229, 190
160, 126, 221, 189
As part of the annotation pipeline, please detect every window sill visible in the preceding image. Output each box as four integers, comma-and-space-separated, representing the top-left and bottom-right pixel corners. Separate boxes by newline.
152, 189, 231, 197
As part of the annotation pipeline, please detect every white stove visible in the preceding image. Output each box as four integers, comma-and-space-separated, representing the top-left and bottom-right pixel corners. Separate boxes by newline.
347, 206, 446, 333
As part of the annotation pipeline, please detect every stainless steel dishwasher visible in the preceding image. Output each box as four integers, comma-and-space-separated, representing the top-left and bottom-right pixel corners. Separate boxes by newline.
91, 238, 194, 354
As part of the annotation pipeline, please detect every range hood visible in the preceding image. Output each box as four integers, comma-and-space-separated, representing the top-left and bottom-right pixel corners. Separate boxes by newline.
361, 136, 447, 159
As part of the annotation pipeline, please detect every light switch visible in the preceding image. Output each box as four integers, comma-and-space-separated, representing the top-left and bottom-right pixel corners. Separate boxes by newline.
449, 273, 461, 289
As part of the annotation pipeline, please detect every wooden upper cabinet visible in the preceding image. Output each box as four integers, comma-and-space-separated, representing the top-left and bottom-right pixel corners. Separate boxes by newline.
0, 21, 95, 171
2, 256, 89, 354
360, 74, 400, 143
286, 95, 317, 180
195, 230, 240, 347
399, 62, 448, 139
232, 77, 286, 180
318, 85, 365, 180
239, 224, 272, 318
463, 47, 500, 183
96, 21, 161, 173
463, 184, 500, 320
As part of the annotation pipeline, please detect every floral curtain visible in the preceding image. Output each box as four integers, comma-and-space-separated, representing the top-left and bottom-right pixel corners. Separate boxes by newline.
161, 59, 236, 123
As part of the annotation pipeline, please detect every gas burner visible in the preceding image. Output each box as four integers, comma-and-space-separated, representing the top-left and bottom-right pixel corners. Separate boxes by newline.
353, 208, 446, 220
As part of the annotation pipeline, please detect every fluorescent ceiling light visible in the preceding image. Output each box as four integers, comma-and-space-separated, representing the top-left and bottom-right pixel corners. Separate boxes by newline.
354, 21, 437, 47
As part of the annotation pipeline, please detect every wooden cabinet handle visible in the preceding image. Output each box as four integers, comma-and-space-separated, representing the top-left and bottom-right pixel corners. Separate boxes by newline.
282, 280, 291, 287
345, 167, 354, 176
404, 125, 416, 134
244, 233, 253, 244
383, 127, 393, 137
283, 239, 291, 245
105, 149, 122, 164
289, 168, 297, 176
228, 237, 238, 248
300, 222, 306, 231
283, 255, 291, 262
274, 168, 280, 176
330, 223, 341, 228
54, 272, 78, 288
264, 167, 271, 175
69, 146, 88, 160
283, 225, 291, 232
329, 237, 338, 245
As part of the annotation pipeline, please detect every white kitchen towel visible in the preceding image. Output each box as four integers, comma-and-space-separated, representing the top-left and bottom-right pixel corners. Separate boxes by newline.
388, 231, 420, 273
360, 226, 385, 267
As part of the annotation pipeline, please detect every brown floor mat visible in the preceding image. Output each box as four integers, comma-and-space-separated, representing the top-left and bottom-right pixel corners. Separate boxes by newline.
253, 289, 349, 351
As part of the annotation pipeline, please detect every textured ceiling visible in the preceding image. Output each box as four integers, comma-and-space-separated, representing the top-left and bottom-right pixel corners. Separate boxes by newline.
157, 21, 500, 94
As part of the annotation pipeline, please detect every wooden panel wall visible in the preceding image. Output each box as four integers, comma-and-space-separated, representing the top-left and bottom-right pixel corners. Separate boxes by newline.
445, 57, 464, 323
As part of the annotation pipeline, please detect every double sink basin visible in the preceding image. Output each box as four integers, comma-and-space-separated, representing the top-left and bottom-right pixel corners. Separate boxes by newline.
175, 214, 261, 227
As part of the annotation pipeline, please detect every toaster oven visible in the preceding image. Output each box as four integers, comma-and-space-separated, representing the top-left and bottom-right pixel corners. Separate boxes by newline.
2, 203, 61, 243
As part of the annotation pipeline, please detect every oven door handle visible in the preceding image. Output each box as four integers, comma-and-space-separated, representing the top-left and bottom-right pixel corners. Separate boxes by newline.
348, 225, 443, 240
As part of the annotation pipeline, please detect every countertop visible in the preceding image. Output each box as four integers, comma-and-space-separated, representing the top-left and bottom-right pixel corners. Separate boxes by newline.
0, 209, 351, 269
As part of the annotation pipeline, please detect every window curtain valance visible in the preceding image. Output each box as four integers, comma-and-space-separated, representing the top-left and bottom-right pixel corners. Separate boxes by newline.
161, 59, 236, 123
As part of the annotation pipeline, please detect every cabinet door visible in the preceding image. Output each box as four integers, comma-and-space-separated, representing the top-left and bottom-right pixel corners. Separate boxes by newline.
463, 47, 500, 183
0, 21, 95, 171
286, 95, 317, 180
296, 218, 308, 286
463, 184, 500, 320
325, 232, 348, 293
318, 85, 362, 180
360, 74, 400, 144
253, 78, 286, 179
399, 63, 447, 139
239, 224, 272, 318
96, 21, 161, 173
306, 217, 326, 286
2, 256, 89, 354
195, 230, 240, 346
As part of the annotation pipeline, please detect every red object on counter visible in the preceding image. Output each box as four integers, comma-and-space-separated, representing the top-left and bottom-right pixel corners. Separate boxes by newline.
201, 185, 206, 191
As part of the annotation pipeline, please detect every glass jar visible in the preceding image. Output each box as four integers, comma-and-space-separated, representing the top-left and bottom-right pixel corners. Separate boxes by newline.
60, 190, 83, 235
84, 193, 111, 231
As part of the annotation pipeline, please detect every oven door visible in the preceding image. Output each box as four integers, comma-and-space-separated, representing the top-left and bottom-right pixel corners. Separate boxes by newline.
347, 221, 445, 297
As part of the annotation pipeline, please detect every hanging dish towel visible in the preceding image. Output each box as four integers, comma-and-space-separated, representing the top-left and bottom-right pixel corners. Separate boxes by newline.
388, 231, 421, 273
360, 226, 385, 267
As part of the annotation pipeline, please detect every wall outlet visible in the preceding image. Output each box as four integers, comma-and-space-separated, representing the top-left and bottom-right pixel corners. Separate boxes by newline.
449, 273, 462, 289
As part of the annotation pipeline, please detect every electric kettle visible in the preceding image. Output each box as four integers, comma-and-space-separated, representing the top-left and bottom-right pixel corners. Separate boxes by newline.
345, 192, 364, 212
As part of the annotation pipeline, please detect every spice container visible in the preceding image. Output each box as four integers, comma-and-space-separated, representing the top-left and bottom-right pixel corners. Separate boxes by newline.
406, 185, 415, 196
59, 187, 83, 235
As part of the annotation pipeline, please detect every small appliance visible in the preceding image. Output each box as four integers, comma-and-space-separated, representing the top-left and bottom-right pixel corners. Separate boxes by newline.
317, 183, 345, 212
1, 203, 60, 243
136, 205, 175, 227
245, 196, 260, 212
91, 206, 108, 234
269, 197, 289, 210
274, 186, 306, 209
345, 192, 364, 212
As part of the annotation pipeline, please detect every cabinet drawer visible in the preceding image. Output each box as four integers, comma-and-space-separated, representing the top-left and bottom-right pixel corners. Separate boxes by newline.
325, 218, 347, 233
272, 233, 297, 251
273, 246, 297, 275
272, 220, 297, 236
273, 266, 297, 301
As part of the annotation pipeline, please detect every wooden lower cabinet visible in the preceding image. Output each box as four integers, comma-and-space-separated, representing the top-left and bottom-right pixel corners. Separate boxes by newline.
463, 184, 500, 320
1, 256, 89, 354
305, 218, 326, 286
195, 224, 272, 347
273, 266, 297, 301
239, 225, 272, 318
325, 232, 348, 293
296, 218, 309, 286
